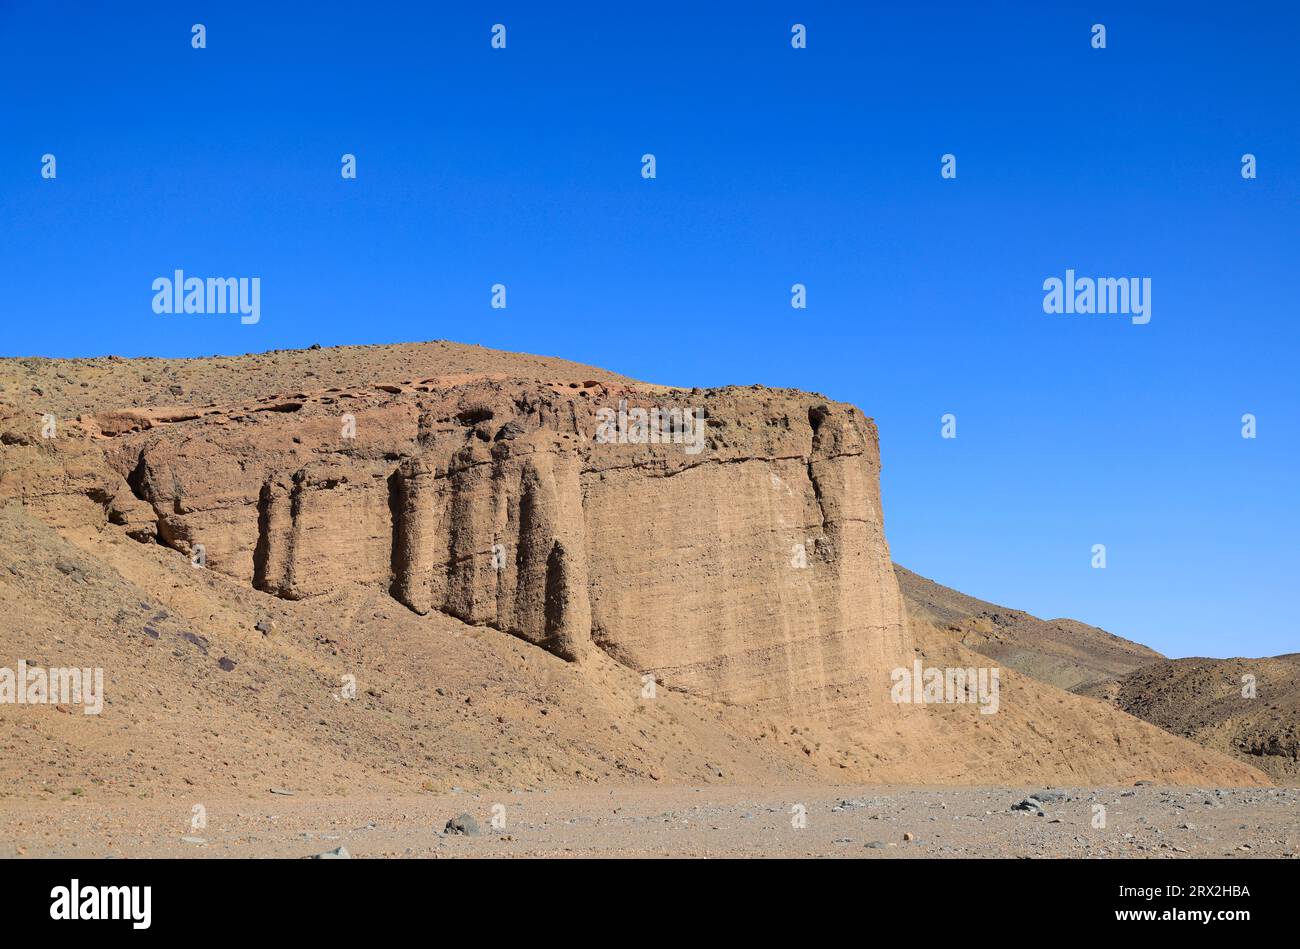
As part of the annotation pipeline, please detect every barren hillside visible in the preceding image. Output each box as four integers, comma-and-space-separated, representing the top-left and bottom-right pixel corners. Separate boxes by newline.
894, 566, 1298, 785
896, 564, 1162, 691
1078, 656, 1300, 785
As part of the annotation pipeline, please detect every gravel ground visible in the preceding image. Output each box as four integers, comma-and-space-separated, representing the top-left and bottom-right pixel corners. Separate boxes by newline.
3, 785, 1297, 858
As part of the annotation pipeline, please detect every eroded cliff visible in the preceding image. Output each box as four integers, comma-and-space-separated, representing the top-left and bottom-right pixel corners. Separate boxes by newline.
2, 363, 911, 722
0, 342, 1272, 788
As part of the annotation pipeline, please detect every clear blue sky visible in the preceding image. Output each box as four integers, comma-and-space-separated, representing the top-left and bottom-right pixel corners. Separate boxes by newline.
2, 2, 1296, 659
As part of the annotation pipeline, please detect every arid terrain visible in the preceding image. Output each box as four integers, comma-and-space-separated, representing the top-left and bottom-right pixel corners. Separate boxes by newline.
895, 564, 1162, 692
4, 785, 1298, 859
896, 566, 1299, 786
0, 341, 1293, 858
1078, 656, 1300, 784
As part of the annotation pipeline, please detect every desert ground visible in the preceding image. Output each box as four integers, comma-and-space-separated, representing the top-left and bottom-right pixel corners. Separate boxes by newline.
4, 786, 1298, 859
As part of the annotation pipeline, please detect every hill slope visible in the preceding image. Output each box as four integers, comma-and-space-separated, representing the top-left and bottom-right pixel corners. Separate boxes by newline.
1077, 656, 1300, 785
0, 502, 1267, 798
895, 564, 1162, 691
897, 565, 1298, 786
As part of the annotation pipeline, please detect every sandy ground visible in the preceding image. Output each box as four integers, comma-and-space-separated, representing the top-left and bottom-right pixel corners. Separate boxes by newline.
3, 786, 1297, 859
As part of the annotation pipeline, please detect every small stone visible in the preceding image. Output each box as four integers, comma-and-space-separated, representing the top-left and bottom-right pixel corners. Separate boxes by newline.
494, 420, 528, 441
1011, 797, 1045, 814
181, 632, 209, 654
902, 832, 915, 842
310, 846, 351, 859
445, 813, 481, 836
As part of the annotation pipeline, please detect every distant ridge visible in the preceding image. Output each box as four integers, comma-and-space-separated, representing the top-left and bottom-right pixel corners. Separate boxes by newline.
895, 564, 1162, 692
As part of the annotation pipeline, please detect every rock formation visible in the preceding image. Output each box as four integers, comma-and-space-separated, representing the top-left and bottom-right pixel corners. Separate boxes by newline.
2, 366, 913, 722
0, 342, 1275, 789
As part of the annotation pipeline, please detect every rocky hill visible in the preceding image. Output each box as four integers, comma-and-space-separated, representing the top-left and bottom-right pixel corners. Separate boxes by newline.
895, 565, 1163, 691
895, 566, 1298, 786
0, 342, 1270, 797
1077, 656, 1300, 784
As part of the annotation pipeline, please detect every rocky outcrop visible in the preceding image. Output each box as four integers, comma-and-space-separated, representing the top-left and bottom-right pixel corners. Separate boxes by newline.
1, 372, 912, 721
0, 344, 1277, 788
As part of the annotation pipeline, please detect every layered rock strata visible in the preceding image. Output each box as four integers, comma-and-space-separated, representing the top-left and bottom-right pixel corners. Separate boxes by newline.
1, 374, 912, 720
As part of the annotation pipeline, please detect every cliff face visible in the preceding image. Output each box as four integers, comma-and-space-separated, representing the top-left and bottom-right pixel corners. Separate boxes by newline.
0, 343, 1275, 788
1, 370, 912, 722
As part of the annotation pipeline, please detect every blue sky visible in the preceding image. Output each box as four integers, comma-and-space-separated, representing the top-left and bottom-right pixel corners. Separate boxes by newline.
1, 2, 1296, 658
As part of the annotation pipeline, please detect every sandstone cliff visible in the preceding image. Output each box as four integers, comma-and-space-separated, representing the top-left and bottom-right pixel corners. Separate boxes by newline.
0, 342, 1272, 790
3, 365, 910, 723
